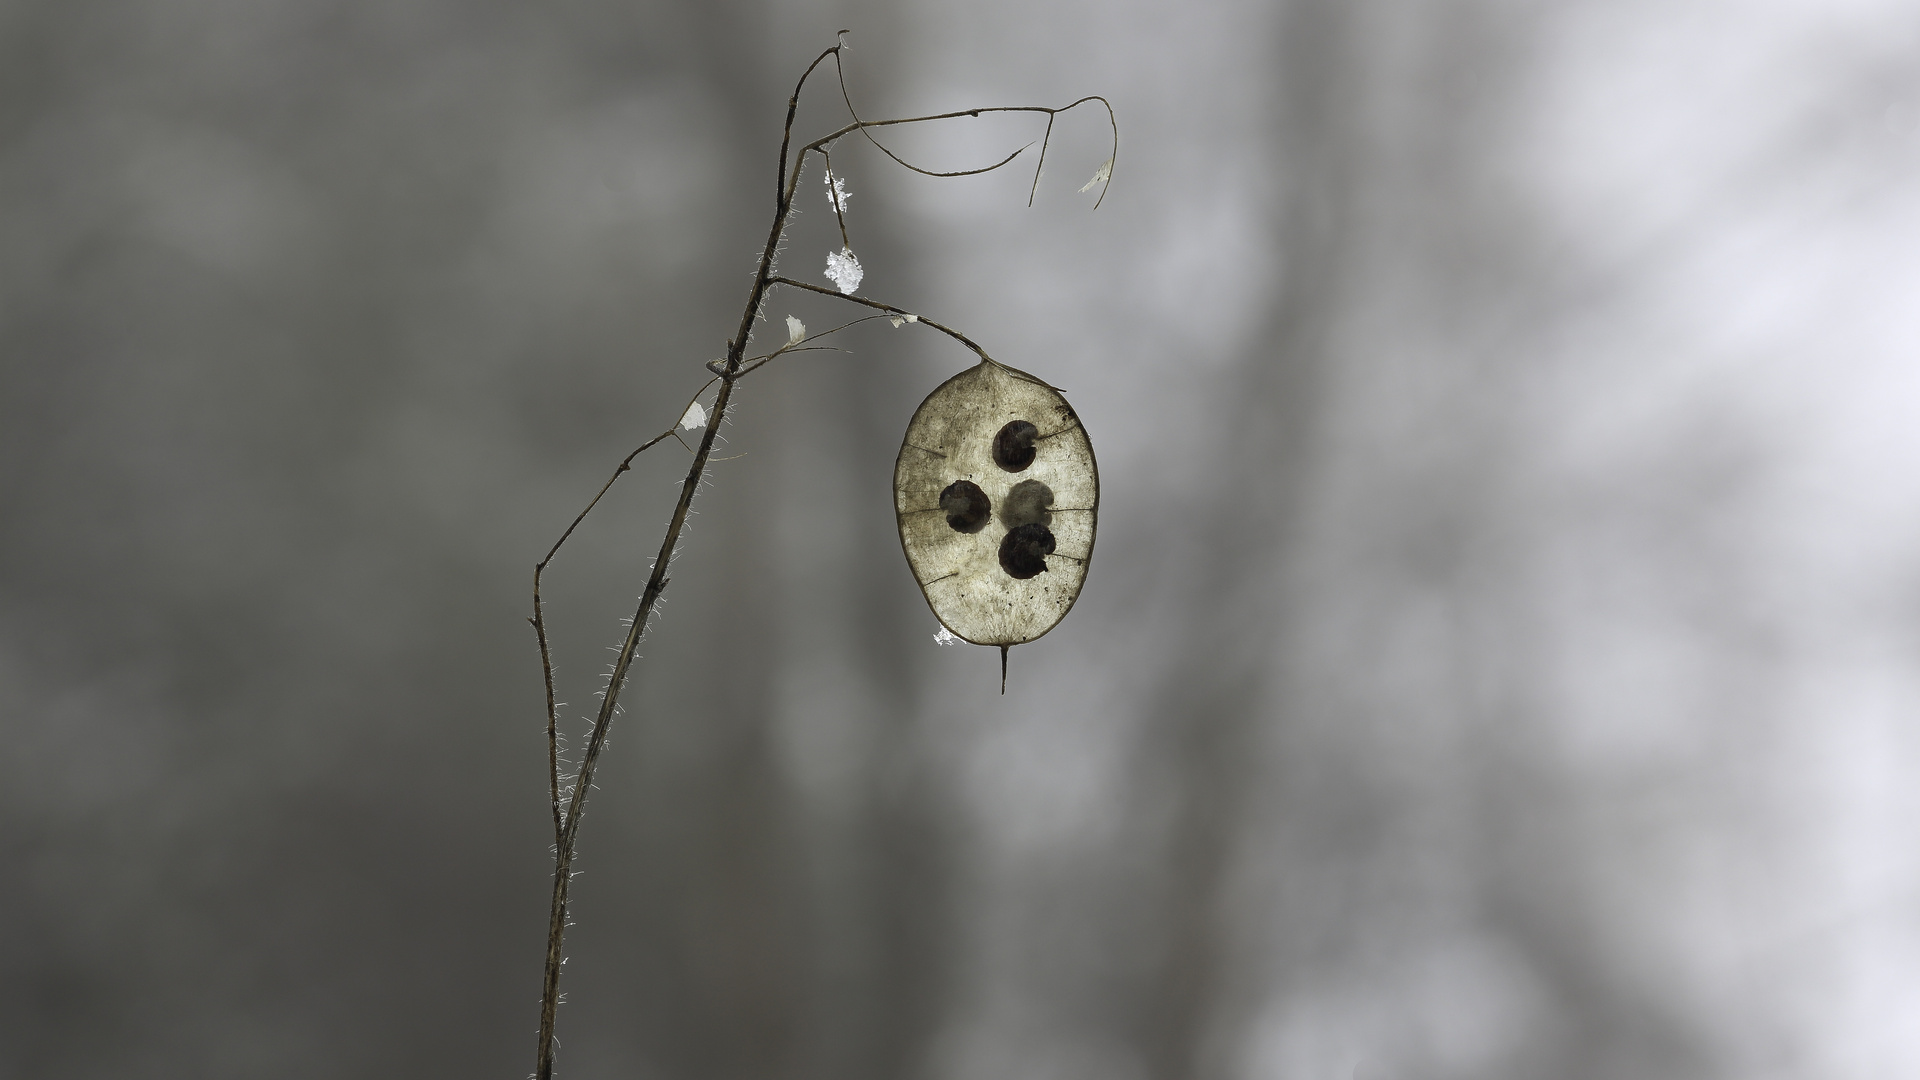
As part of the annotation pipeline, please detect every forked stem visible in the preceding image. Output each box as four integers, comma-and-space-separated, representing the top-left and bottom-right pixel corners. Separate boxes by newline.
529, 40, 1112, 1079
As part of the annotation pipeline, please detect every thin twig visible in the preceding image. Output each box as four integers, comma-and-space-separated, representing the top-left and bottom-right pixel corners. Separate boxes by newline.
768, 276, 993, 364
1029, 112, 1057, 206
831, 53, 1035, 179
826, 50, 1115, 205
733, 313, 892, 378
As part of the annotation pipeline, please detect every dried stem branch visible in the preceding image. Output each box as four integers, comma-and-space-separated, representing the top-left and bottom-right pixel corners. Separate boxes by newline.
769, 276, 994, 362
529, 39, 1113, 1080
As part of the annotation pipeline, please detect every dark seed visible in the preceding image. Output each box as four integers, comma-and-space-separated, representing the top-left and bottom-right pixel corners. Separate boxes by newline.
998, 479, 1054, 529
993, 420, 1039, 472
939, 480, 991, 533
998, 523, 1055, 579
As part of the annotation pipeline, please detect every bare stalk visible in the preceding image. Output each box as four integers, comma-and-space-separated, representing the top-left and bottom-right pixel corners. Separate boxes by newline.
528, 40, 1113, 1080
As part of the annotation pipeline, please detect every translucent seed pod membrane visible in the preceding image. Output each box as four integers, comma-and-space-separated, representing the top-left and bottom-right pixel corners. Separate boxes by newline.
895, 361, 1097, 649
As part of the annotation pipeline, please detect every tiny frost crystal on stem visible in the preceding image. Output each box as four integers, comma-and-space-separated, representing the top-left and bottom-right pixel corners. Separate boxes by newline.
825, 246, 863, 294
821, 166, 861, 294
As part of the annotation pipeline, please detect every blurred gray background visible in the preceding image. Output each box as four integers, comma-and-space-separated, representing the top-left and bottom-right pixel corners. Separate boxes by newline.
4, 1, 1920, 1077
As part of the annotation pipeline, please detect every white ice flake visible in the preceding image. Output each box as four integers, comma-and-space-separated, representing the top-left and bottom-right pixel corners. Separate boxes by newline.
933, 626, 958, 646
785, 315, 805, 346
889, 313, 919, 328
825, 246, 863, 294
1079, 157, 1113, 193
679, 401, 707, 430
823, 170, 851, 213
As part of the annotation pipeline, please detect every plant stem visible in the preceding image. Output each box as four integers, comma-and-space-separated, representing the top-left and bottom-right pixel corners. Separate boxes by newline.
528, 42, 1114, 1077
530, 43, 846, 1080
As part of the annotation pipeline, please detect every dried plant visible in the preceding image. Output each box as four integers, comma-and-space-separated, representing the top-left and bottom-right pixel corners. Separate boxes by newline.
527, 36, 1114, 1079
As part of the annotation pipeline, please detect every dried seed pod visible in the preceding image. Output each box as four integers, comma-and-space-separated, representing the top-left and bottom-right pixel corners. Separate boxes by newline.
895, 360, 1097, 653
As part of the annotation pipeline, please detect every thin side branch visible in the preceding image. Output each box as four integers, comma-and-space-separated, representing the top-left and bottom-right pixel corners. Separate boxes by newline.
1029, 112, 1057, 206
733, 313, 893, 378
823, 49, 1116, 205
769, 276, 993, 364
831, 53, 1034, 180
530, 376, 716, 845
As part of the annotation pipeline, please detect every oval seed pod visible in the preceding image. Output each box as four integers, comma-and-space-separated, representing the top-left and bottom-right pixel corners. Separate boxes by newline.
895, 360, 1097, 665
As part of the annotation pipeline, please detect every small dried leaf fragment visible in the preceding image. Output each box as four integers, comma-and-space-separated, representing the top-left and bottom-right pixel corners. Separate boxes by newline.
1079, 157, 1113, 194
889, 313, 918, 329
786, 315, 806, 346
894, 361, 1097, 648
825, 247, 863, 294
679, 402, 707, 430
